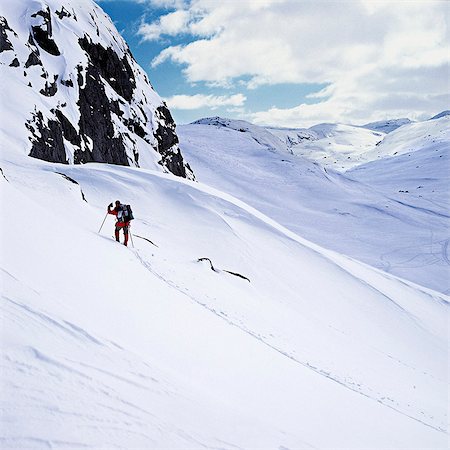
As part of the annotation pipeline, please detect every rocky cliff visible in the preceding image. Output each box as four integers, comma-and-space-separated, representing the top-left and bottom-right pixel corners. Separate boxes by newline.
0, 0, 193, 179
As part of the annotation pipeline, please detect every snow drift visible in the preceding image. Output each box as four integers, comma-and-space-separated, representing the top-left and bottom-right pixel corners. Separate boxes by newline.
1, 137, 448, 448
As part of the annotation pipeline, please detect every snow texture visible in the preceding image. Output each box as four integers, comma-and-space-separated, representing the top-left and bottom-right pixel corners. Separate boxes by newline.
1, 1, 449, 448
179, 116, 450, 294
1, 142, 449, 449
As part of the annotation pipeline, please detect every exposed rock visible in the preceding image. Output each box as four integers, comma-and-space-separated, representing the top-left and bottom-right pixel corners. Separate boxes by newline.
4, 0, 193, 179
0, 168, 8, 182
56, 172, 88, 202
76, 65, 129, 165
0, 17, 13, 52
55, 7, 71, 20
79, 36, 135, 102
154, 105, 194, 178
24, 50, 42, 68
27, 110, 68, 164
155, 105, 179, 150
54, 109, 81, 147
159, 147, 193, 179
124, 118, 147, 140
31, 7, 60, 56
25, 33, 42, 68
40, 75, 58, 97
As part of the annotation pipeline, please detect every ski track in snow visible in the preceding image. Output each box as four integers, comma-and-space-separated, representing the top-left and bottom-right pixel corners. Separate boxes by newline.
130, 247, 446, 434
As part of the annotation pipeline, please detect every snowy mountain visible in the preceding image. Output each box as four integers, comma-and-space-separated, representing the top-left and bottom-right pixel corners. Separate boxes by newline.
429, 110, 450, 120
0, 0, 192, 178
267, 122, 386, 170
353, 115, 450, 164
360, 118, 413, 134
1, 2, 449, 447
178, 116, 450, 293
1, 139, 448, 448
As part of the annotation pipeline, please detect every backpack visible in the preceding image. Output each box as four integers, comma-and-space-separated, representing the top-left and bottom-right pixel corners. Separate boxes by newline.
117, 204, 134, 222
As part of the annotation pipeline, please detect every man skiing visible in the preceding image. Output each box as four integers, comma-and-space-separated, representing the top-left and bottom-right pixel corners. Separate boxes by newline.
108, 200, 131, 246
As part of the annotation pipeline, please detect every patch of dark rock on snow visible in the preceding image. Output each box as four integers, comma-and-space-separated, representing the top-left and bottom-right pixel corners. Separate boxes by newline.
76, 65, 129, 165
31, 7, 60, 56
56, 172, 88, 202
78, 36, 136, 102
55, 7, 71, 20
0, 17, 14, 52
27, 111, 68, 164
0, 168, 8, 182
197, 258, 250, 282
40, 75, 58, 97
53, 109, 81, 147
25, 33, 43, 68
155, 105, 194, 178
124, 118, 147, 141
61, 78, 74, 87
9, 57, 19, 67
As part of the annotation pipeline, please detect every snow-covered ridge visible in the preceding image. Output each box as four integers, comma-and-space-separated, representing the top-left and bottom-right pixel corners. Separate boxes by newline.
429, 110, 450, 121
354, 115, 450, 163
360, 118, 413, 134
193, 114, 449, 173
0, 0, 192, 178
178, 115, 450, 293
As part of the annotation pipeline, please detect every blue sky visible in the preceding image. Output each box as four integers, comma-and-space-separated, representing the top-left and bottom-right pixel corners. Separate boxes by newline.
99, 0, 449, 127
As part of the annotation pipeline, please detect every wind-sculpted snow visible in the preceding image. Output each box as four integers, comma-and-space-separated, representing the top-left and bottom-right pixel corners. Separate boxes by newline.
0, 0, 193, 178
1, 146, 448, 448
178, 116, 450, 293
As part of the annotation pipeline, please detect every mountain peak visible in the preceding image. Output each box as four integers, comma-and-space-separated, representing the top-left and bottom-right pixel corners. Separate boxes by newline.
429, 110, 450, 120
0, 0, 193, 178
360, 118, 413, 134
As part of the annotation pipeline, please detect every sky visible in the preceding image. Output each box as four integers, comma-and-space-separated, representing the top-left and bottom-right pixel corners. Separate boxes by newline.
98, 0, 450, 127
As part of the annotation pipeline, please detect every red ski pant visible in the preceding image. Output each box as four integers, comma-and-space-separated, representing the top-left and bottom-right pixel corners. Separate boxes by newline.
115, 223, 129, 246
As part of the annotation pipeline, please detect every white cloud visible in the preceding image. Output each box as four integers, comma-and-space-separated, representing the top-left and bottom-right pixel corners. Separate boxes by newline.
165, 93, 246, 110
141, 0, 449, 125
148, 0, 187, 8
139, 10, 191, 41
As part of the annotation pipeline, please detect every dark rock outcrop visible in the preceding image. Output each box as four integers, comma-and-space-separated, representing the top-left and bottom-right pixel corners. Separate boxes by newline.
76, 65, 129, 165
5, 2, 193, 178
27, 111, 68, 164
54, 109, 81, 147
79, 36, 136, 102
40, 75, 58, 96
55, 7, 71, 20
31, 7, 60, 56
0, 17, 13, 52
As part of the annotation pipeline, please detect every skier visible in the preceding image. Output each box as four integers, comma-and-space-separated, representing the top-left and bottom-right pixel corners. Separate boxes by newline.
108, 200, 131, 246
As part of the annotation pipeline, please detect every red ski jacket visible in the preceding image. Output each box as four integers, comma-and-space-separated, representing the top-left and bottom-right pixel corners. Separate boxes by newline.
108, 206, 130, 227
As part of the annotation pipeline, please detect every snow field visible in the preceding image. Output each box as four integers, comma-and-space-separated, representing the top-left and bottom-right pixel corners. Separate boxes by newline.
178, 116, 450, 293
1, 150, 448, 448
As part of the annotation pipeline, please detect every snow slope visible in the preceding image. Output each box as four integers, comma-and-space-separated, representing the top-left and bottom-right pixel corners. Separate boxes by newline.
267, 122, 385, 171
178, 117, 449, 293
266, 115, 448, 171
1, 143, 448, 448
360, 118, 413, 134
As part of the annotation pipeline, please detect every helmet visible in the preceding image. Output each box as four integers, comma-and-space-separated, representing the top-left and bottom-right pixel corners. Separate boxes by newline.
115, 200, 121, 206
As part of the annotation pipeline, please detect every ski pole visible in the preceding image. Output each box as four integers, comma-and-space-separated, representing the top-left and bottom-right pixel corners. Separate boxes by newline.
129, 231, 134, 248
98, 212, 108, 233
